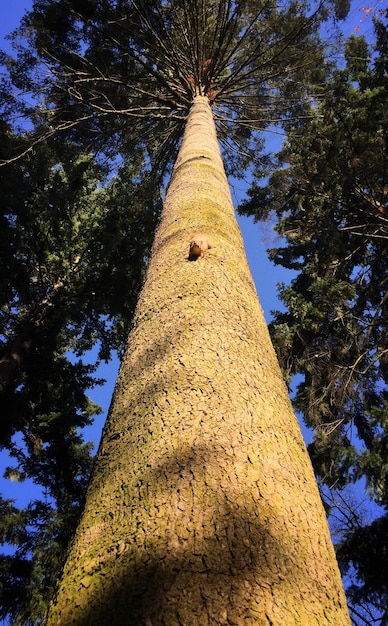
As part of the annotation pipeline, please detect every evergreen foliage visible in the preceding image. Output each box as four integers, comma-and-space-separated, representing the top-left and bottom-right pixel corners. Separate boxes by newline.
0, 122, 160, 621
240, 12, 388, 623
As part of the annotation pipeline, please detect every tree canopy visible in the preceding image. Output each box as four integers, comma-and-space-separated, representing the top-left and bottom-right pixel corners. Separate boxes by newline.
3, 0, 332, 175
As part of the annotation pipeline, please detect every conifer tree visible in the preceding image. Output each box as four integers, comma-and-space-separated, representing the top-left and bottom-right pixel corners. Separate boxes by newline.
1, 0, 353, 623
45, 90, 350, 626
0, 114, 160, 623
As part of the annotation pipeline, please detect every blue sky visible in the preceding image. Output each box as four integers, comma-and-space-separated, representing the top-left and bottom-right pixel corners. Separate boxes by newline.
0, 0, 382, 558
1, 0, 383, 477
0, 0, 297, 467
0, 2, 385, 625
1, 0, 382, 503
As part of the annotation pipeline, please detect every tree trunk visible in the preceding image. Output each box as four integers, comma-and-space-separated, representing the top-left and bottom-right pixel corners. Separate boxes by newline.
44, 96, 350, 625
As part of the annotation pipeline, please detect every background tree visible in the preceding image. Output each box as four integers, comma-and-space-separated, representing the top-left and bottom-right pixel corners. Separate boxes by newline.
240, 12, 388, 624
0, 117, 161, 622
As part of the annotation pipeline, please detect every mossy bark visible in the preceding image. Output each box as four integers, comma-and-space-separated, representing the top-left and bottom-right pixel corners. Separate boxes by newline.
44, 96, 350, 625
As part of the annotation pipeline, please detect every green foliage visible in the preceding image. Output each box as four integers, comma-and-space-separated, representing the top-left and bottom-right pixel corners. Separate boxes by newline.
0, 496, 91, 625
240, 13, 388, 620
0, 120, 161, 622
337, 512, 388, 623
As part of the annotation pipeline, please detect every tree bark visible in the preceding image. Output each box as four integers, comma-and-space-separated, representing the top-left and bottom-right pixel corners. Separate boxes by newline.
44, 96, 350, 625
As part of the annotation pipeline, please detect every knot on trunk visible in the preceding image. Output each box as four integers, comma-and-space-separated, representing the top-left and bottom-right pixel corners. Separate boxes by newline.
188, 232, 214, 260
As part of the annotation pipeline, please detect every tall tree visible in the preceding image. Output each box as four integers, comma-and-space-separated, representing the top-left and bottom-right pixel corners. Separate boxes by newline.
1, 0, 353, 623
44, 93, 350, 626
239, 12, 388, 624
